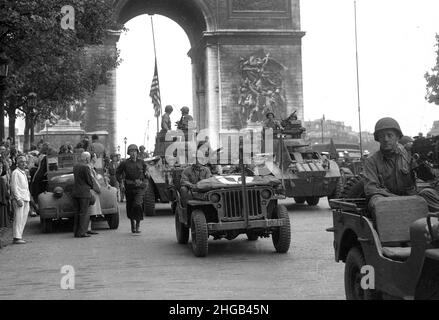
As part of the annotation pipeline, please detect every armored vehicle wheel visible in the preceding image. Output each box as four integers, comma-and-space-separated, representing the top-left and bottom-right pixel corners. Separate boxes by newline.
143, 181, 156, 216
345, 247, 381, 300
246, 232, 259, 241
106, 208, 120, 230
341, 176, 365, 199
306, 197, 320, 206
294, 197, 306, 204
272, 205, 291, 253
191, 210, 208, 257
41, 218, 53, 233
175, 208, 189, 244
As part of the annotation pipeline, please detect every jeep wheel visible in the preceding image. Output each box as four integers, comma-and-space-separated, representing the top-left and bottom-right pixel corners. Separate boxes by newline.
41, 218, 53, 233
143, 180, 156, 216
294, 197, 306, 204
345, 247, 381, 300
272, 205, 291, 253
191, 210, 208, 257
246, 232, 259, 241
306, 197, 320, 206
107, 207, 120, 230
175, 207, 189, 244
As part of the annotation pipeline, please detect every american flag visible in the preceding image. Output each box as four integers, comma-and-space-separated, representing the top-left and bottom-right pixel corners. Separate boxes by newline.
149, 60, 161, 118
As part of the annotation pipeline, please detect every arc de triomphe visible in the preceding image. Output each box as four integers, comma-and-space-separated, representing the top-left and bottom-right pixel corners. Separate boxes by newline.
83, 0, 305, 151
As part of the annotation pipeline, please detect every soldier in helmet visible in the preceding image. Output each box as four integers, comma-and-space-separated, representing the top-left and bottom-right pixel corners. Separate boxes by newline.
116, 144, 149, 234
364, 117, 439, 212
161, 105, 173, 133
262, 111, 282, 131
176, 106, 194, 132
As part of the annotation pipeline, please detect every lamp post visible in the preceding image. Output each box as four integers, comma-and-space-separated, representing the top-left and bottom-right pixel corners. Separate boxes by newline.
0, 52, 9, 142
124, 137, 127, 159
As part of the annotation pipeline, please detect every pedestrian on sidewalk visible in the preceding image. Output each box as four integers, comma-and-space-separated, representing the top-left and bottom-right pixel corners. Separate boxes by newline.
11, 156, 30, 244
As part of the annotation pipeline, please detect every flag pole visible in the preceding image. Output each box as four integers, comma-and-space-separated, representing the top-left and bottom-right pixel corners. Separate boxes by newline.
150, 15, 160, 133
354, 1, 363, 156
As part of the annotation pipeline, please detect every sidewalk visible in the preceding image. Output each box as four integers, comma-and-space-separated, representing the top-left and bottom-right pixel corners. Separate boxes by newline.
0, 227, 12, 248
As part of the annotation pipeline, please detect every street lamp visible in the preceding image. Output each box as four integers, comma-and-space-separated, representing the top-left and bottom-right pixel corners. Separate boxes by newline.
0, 52, 9, 142
124, 137, 127, 159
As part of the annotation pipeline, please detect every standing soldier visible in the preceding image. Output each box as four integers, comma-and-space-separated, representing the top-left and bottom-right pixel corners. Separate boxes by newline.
161, 105, 173, 133
138, 145, 148, 161
176, 106, 194, 133
108, 154, 121, 201
116, 144, 149, 234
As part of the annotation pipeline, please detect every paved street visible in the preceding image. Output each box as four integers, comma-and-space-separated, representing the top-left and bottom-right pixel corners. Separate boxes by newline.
0, 199, 344, 300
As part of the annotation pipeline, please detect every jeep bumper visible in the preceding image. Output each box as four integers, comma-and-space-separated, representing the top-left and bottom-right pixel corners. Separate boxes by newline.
207, 218, 286, 231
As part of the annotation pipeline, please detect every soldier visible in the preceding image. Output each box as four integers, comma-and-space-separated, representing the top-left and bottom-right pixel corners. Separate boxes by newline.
176, 106, 194, 132
364, 117, 439, 213
161, 105, 173, 133
180, 154, 212, 208
116, 144, 149, 234
138, 145, 148, 160
263, 111, 282, 131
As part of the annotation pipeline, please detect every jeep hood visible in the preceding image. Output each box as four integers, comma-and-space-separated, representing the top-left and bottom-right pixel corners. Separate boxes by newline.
195, 175, 281, 191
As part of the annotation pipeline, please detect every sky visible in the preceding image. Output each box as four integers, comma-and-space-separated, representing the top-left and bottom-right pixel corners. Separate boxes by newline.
115, 0, 439, 151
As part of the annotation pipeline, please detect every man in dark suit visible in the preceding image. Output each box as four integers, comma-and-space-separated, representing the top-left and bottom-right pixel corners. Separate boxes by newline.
72, 152, 95, 238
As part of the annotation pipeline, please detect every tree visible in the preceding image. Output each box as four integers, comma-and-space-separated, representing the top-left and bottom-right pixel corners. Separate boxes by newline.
0, 0, 123, 148
426, 34, 439, 105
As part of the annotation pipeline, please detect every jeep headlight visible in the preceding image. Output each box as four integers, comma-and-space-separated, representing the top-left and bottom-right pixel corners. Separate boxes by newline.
261, 189, 272, 199
210, 193, 221, 203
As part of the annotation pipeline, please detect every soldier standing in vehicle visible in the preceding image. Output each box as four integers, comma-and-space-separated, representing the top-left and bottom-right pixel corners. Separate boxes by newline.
364, 117, 439, 212
161, 105, 173, 133
263, 111, 283, 131
117, 144, 149, 234
176, 106, 194, 134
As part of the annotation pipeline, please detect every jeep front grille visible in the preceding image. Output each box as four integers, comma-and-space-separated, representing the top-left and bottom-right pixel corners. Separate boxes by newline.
222, 189, 262, 219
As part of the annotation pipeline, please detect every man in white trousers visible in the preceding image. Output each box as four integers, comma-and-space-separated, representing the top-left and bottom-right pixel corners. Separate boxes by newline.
11, 155, 30, 244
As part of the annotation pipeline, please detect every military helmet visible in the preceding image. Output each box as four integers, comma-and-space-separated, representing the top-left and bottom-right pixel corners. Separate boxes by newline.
373, 117, 403, 141
127, 144, 139, 153
265, 111, 275, 118
165, 105, 173, 113
181, 106, 190, 114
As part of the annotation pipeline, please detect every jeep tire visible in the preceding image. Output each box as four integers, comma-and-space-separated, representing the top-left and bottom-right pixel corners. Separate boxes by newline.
294, 197, 306, 204
272, 204, 291, 253
345, 247, 381, 300
246, 231, 259, 241
191, 210, 208, 257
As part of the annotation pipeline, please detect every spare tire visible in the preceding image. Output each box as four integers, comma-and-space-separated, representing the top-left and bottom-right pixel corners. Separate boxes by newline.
341, 175, 365, 199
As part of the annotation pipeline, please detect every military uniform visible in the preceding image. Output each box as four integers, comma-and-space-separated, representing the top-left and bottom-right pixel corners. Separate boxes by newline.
161, 113, 172, 132
116, 158, 148, 222
365, 118, 439, 213
263, 118, 282, 131
180, 164, 212, 207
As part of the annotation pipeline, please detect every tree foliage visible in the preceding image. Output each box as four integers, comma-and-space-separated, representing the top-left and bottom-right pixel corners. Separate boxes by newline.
425, 34, 439, 105
0, 0, 123, 146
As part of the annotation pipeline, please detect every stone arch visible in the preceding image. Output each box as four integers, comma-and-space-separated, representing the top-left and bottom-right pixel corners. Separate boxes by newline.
86, 0, 305, 152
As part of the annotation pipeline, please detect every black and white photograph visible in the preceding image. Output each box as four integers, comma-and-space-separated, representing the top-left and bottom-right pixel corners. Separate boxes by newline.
2, 0, 439, 306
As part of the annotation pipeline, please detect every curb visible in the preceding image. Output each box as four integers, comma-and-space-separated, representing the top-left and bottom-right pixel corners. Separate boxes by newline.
0, 227, 12, 249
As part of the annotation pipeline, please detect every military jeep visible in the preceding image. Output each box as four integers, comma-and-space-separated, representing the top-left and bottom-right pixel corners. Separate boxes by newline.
328, 196, 439, 299
172, 168, 291, 257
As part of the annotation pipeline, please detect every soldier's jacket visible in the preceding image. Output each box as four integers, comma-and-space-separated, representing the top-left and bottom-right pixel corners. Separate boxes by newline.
161, 113, 172, 132
180, 165, 212, 188
263, 119, 282, 130
177, 114, 194, 131
116, 158, 148, 186
364, 144, 417, 197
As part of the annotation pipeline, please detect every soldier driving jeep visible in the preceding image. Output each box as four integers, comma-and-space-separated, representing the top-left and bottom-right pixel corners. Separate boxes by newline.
180, 151, 212, 208
364, 117, 439, 213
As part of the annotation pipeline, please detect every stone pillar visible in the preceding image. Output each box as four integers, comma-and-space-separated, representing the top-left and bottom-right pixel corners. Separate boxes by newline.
204, 44, 221, 148
83, 30, 121, 153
